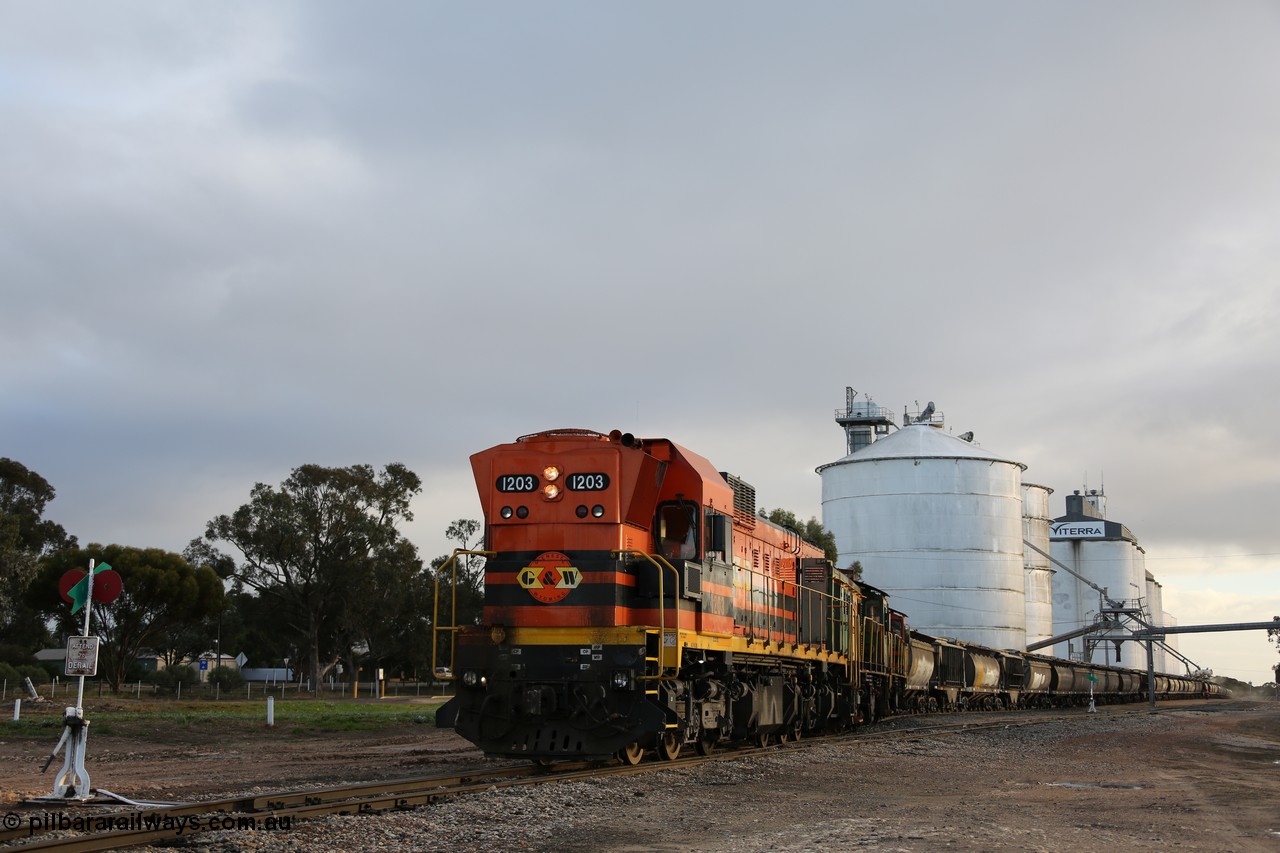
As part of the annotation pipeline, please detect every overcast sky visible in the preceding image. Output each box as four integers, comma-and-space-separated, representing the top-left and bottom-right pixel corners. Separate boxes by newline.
4, 2, 1278, 683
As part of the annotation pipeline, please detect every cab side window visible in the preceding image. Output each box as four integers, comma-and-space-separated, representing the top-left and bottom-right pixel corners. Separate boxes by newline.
658, 503, 698, 561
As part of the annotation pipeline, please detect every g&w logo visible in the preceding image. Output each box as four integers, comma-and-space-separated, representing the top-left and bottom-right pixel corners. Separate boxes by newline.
517, 551, 582, 604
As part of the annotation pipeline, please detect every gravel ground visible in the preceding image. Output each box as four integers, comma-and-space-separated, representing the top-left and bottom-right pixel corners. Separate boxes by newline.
155, 701, 1280, 852
5, 700, 1278, 852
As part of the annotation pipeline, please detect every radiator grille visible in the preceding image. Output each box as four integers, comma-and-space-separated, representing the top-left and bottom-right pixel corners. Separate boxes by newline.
720, 472, 757, 527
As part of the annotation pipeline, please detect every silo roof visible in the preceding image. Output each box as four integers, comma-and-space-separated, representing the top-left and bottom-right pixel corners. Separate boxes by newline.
817, 423, 1026, 472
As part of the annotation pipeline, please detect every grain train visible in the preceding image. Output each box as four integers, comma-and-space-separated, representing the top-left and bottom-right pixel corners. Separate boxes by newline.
435, 428, 1223, 763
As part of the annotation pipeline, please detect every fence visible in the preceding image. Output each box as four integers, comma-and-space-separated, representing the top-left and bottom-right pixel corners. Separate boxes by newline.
2, 677, 455, 702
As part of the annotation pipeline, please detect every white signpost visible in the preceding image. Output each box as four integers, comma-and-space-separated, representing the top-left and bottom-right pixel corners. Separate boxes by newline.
46, 561, 108, 799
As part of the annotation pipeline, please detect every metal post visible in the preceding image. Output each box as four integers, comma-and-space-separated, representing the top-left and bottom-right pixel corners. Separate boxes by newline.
75, 561, 95, 713
1146, 639, 1157, 708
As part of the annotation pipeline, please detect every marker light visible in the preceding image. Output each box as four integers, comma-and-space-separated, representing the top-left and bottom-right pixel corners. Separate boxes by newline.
543, 466, 560, 481
516, 506, 529, 518
592, 505, 605, 518
576, 505, 589, 518
500, 506, 514, 519
543, 484, 560, 500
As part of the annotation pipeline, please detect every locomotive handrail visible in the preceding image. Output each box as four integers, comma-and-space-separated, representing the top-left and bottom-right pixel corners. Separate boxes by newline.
735, 562, 860, 682
612, 549, 682, 678
432, 549, 496, 681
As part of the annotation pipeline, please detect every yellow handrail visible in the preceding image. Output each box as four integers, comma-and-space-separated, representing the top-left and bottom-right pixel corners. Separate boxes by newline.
613, 549, 682, 678
431, 548, 495, 681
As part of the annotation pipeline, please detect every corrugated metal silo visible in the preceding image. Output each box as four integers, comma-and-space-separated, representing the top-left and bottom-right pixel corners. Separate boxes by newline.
1021, 482, 1055, 647
818, 422, 1028, 651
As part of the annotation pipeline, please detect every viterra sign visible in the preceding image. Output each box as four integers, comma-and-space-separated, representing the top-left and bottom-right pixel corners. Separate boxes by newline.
1049, 521, 1106, 539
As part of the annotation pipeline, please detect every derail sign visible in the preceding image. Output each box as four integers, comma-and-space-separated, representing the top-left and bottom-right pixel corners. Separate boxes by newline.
1050, 521, 1106, 539
65, 636, 100, 677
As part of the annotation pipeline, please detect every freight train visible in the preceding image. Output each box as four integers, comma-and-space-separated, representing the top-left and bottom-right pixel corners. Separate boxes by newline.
435, 428, 1223, 763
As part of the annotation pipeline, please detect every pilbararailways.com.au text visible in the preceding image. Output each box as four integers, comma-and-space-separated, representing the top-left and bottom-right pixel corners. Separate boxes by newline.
6, 810, 293, 837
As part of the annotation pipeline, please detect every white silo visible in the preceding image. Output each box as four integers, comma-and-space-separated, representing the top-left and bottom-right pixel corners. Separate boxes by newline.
1162, 612, 1180, 669
819, 414, 1028, 651
1050, 490, 1149, 668
1145, 573, 1167, 672
1022, 482, 1055, 647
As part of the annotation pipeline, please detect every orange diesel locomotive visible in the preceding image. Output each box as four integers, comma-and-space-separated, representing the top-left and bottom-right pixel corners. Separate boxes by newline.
435, 428, 903, 762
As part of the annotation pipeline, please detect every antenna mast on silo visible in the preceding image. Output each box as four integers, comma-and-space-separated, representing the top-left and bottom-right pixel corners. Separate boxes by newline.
834, 387, 896, 456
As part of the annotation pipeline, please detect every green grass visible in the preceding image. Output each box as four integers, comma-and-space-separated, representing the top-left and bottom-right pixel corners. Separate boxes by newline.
3, 698, 444, 739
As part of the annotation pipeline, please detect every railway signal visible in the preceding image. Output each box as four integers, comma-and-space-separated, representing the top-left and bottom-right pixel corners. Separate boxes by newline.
40, 559, 123, 801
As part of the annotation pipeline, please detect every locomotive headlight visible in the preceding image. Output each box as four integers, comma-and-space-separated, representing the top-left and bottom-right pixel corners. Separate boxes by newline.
611, 670, 632, 690
462, 670, 483, 688
543, 465, 560, 481
542, 484, 560, 500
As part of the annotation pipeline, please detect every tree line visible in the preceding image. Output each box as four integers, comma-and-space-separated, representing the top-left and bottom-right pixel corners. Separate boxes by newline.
0, 457, 483, 691
2, 456, 848, 693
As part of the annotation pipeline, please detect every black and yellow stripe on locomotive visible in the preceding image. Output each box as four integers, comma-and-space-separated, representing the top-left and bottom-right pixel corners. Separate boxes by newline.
438, 548, 869, 760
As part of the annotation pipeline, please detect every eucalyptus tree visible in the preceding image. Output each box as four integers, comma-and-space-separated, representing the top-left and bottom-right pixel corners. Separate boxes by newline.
0, 458, 76, 630
33, 544, 224, 689
205, 463, 422, 690
758, 507, 840, 563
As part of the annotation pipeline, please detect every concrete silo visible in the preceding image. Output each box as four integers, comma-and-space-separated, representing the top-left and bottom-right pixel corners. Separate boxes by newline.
1022, 482, 1055, 647
1145, 573, 1167, 672
1049, 490, 1150, 668
1162, 612, 1180, 668
818, 415, 1028, 651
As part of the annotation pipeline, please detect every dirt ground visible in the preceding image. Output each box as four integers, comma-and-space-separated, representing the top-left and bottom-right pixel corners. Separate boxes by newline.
2, 698, 1278, 852
0, 698, 470, 805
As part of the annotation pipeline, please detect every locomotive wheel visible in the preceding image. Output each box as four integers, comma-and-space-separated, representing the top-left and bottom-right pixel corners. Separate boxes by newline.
695, 733, 716, 756
778, 722, 801, 744
657, 732, 681, 761
754, 732, 771, 748
618, 742, 644, 766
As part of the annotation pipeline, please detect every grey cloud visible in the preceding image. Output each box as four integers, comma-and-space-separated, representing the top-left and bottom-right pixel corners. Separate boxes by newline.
5, 2, 1280, 680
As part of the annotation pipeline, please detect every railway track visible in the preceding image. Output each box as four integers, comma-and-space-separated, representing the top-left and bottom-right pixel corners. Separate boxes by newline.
0, 706, 1162, 852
